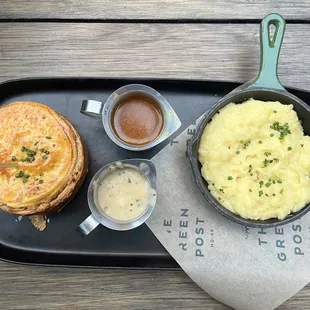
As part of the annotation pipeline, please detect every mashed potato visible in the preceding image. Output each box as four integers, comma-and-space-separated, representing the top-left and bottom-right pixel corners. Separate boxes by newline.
199, 99, 310, 220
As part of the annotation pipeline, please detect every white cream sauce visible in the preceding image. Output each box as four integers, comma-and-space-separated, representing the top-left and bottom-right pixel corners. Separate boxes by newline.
97, 168, 151, 221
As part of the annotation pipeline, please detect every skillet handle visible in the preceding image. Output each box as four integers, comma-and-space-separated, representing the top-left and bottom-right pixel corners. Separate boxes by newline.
252, 13, 286, 90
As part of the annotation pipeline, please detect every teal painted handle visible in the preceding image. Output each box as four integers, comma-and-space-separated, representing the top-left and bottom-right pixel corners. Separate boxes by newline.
253, 13, 286, 90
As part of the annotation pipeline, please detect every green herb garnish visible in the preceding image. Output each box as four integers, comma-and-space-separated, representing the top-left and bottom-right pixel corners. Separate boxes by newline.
228, 176, 233, 180
259, 180, 264, 188
45, 136, 52, 139
236, 151, 240, 154
15, 171, 24, 178
40, 173, 44, 176
270, 121, 291, 140
259, 190, 264, 197
34, 141, 39, 146
288, 147, 292, 151
259, 140, 262, 144
42, 155, 47, 160
265, 182, 271, 187
280, 188, 284, 194
11, 156, 16, 161
39, 180, 44, 184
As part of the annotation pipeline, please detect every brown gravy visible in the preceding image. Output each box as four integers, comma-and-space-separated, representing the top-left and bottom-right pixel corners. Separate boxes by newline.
111, 93, 164, 145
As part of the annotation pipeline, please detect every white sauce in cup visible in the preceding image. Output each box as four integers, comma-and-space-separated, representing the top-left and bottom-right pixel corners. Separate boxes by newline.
97, 168, 151, 221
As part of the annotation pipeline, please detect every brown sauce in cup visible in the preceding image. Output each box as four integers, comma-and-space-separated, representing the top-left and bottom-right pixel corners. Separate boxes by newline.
111, 93, 164, 145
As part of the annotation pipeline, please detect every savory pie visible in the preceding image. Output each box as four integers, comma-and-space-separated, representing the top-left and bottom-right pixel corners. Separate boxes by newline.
0, 101, 88, 218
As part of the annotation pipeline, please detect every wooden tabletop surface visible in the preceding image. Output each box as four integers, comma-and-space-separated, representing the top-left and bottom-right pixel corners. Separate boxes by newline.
0, 1, 309, 309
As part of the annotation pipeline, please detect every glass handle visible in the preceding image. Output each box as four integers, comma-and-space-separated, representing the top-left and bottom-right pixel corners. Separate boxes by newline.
80, 100, 104, 120
76, 214, 100, 237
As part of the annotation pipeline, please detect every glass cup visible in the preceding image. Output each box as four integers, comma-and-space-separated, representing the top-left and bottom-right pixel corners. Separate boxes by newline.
77, 159, 157, 236
80, 84, 181, 151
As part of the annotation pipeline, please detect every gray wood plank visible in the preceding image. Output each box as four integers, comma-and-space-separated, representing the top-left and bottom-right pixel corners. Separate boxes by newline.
0, 0, 309, 20
0, 261, 309, 309
1, 23, 310, 89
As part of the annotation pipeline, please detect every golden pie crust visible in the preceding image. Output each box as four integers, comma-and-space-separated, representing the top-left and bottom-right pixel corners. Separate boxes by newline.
0, 101, 88, 216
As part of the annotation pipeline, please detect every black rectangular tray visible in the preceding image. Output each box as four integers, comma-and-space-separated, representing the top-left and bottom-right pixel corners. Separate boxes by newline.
1, 78, 310, 269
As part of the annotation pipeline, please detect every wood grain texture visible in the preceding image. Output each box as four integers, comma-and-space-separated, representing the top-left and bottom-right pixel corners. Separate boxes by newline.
0, 261, 309, 309
0, 0, 310, 20
1, 23, 310, 89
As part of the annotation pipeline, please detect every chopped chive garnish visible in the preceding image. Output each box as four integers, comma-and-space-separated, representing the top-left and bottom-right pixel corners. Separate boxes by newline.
236, 151, 240, 154
280, 188, 284, 194
249, 189, 252, 192
259, 190, 264, 197
259, 140, 262, 144
228, 176, 233, 180
270, 121, 291, 140
270, 134, 274, 137
34, 178, 39, 181
15, 171, 24, 178
263, 158, 269, 167
259, 181, 264, 188
218, 197, 221, 200
265, 182, 271, 187
240, 140, 244, 143
39, 180, 44, 184
42, 155, 47, 160
21, 146, 26, 152
42, 116, 46, 119
34, 141, 39, 146
273, 110, 277, 113
272, 180, 276, 184
20, 158, 26, 162
272, 193, 276, 196
45, 136, 52, 139
40, 173, 44, 176
277, 179, 282, 184
11, 156, 16, 161
288, 147, 292, 151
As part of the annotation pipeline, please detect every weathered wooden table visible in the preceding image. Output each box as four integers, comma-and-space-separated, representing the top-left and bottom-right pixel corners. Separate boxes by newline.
0, 2, 309, 309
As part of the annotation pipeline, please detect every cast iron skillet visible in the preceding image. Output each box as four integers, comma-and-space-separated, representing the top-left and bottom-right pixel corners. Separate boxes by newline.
188, 13, 310, 228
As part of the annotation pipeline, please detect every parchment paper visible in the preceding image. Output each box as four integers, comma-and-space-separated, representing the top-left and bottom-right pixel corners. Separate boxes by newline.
147, 119, 310, 310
